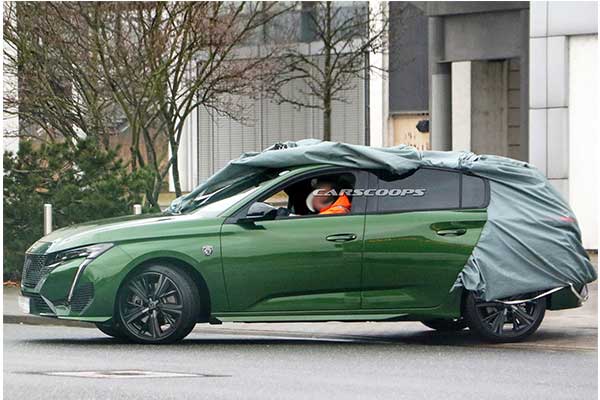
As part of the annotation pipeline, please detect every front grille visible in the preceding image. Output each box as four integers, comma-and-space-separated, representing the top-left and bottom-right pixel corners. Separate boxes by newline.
29, 293, 54, 314
21, 254, 51, 288
70, 282, 94, 313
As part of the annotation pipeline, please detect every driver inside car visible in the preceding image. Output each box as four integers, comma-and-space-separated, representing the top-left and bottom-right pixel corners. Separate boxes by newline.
306, 180, 352, 215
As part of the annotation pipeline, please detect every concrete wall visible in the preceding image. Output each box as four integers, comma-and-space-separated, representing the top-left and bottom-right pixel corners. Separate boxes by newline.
451, 59, 517, 158
529, 1, 598, 249
427, 3, 529, 157
470, 60, 509, 156
388, 2, 428, 113
507, 59, 523, 159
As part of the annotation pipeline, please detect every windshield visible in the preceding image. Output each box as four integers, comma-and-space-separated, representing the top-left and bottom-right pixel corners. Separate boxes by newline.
169, 169, 283, 215
192, 187, 260, 217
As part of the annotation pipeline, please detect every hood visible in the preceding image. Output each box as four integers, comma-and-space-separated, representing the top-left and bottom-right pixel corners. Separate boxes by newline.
30, 212, 223, 254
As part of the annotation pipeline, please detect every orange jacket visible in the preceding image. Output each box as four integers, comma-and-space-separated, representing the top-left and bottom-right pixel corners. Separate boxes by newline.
319, 194, 351, 215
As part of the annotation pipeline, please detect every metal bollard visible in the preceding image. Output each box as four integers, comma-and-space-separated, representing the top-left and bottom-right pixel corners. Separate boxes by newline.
43, 204, 53, 235
133, 204, 142, 215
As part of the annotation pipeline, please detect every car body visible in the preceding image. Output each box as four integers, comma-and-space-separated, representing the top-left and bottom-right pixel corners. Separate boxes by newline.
20, 163, 586, 343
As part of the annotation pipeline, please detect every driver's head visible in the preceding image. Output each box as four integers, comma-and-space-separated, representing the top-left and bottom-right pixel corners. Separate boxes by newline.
312, 181, 338, 212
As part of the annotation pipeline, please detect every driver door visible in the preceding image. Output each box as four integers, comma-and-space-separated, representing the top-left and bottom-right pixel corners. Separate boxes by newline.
220, 169, 368, 313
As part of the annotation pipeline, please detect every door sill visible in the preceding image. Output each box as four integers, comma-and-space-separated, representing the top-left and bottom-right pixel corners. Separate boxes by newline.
212, 310, 410, 323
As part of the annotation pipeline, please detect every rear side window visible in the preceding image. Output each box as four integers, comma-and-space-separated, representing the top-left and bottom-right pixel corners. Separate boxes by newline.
375, 168, 461, 212
373, 168, 488, 213
462, 174, 487, 208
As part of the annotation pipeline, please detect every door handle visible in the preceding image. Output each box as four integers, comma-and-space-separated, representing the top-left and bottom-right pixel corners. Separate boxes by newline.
326, 233, 357, 242
436, 228, 467, 236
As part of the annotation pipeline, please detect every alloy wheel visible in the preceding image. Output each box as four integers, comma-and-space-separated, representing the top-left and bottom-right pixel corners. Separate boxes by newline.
474, 297, 543, 338
118, 271, 184, 341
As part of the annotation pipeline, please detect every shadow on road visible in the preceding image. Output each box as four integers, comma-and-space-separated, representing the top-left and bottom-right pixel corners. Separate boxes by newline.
19, 325, 597, 352
19, 330, 515, 348
24, 336, 371, 346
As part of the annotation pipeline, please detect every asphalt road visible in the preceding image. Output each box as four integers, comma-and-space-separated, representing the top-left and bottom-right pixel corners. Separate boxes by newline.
4, 323, 597, 400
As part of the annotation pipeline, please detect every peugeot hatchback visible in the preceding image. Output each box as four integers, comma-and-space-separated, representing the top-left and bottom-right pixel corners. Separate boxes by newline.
20, 156, 592, 344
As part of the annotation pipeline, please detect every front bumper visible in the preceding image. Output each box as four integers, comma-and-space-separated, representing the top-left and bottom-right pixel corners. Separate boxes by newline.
19, 246, 133, 323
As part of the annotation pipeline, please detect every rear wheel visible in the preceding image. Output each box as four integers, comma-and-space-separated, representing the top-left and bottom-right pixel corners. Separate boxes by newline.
421, 318, 467, 332
464, 292, 546, 343
116, 264, 200, 344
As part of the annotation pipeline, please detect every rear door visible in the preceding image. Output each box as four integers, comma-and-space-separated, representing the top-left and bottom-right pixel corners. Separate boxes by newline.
361, 168, 488, 309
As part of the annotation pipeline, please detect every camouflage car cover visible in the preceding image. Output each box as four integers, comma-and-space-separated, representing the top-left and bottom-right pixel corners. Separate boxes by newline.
169, 139, 596, 301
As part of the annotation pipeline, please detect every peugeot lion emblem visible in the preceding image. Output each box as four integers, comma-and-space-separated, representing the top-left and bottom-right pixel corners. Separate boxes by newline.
202, 245, 214, 257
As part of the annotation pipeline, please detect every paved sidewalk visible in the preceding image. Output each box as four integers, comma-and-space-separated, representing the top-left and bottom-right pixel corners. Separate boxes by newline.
5, 254, 597, 352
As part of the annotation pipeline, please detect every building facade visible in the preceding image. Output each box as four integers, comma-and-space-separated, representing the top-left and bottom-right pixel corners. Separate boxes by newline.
172, 3, 371, 190
383, 1, 597, 248
528, 1, 598, 249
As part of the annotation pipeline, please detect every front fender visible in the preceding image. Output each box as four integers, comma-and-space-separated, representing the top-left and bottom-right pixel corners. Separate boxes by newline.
57, 233, 226, 324
116, 236, 227, 312
70, 235, 227, 322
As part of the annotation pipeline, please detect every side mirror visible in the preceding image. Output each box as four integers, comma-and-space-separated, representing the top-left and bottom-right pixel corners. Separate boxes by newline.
238, 202, 278, 223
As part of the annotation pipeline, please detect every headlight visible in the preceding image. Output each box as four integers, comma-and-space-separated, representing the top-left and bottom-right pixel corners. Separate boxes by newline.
47, 243, 113, 265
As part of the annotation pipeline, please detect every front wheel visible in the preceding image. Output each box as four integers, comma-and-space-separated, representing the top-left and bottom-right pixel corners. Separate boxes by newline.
464, 292, 546, 343
115, 264, 200, 344
95, 320, 127, 340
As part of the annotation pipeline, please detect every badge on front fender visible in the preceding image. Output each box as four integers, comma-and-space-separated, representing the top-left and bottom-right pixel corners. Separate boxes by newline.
202, 245, 213, 256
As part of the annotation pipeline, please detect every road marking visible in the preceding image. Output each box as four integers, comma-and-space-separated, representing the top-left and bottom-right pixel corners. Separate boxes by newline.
29, 370, 228, 379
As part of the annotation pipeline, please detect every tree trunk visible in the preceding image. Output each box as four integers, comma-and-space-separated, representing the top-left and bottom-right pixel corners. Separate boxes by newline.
323, 100, 332, 141
129, 122, 140, 171
130, 145, 138, 170
148, 178, 162, 211
323, 1, 332, 142
169, 135, 183, 198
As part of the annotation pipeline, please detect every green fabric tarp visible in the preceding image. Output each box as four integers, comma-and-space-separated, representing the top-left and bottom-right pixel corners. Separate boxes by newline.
169, 139, 596, 301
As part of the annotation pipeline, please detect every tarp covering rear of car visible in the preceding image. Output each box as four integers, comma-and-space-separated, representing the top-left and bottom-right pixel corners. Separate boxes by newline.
169, 139, 596, 301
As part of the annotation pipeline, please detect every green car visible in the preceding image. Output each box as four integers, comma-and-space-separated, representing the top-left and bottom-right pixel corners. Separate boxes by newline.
19, 163, 587, 344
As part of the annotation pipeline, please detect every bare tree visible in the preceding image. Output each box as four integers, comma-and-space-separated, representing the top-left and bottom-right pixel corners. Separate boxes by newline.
85, 1, 288, 199
267, 2, 388, 141
3, 2, 119, 148
4, 2, 288, 208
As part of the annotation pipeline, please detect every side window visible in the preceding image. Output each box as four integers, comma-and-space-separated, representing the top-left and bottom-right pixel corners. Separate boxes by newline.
247, 171, 363, 218
462, 174, 487, 208
375, 168, 461, 212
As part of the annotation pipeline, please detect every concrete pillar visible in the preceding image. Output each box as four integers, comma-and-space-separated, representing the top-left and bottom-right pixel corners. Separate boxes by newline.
451, 61, 472, 152
368, 1, 388, 148
428, 17, 452, 150
519, 9, 530, 161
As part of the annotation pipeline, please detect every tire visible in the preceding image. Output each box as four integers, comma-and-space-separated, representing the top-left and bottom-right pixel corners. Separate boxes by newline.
464, 291, 546, 343
95, 320, 128, 340
115, 264, 201, 344
421, 318, 467, 332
